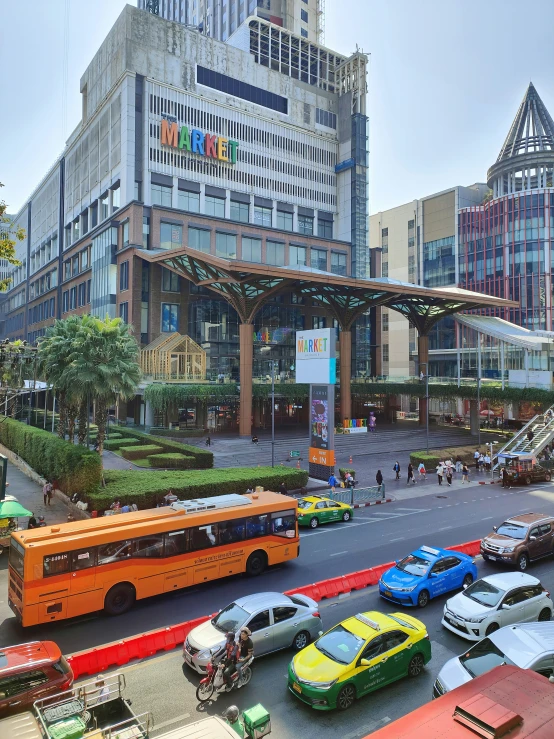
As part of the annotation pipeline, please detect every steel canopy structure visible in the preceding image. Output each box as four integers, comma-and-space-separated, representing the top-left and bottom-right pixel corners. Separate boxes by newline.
138, 246, 517, 435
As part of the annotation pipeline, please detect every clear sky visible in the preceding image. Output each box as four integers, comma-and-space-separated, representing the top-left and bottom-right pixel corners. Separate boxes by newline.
2, 0, 554, 216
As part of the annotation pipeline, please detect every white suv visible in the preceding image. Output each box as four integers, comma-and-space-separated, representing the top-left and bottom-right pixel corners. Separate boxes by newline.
434, 621, 554, 696
441, 572, 552, 641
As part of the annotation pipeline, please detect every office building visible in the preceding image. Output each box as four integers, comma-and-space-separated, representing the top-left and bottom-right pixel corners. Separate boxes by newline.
138, 0, 323, 43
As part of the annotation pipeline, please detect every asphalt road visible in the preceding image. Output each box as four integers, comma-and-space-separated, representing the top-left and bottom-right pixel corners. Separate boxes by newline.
82, 555, 554, 739
2, 481, 554, 654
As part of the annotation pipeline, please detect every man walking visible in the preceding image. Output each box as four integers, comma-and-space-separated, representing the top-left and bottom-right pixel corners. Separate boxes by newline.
474, 449, 480, 470
407, 462, 416, 485
43, 481, 53, 506
436, 462, 444, 486
393, 461, 400, 480
328, 473, 338, 493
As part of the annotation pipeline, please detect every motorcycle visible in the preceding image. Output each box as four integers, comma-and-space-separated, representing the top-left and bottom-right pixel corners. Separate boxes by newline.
196, 647, 253, 702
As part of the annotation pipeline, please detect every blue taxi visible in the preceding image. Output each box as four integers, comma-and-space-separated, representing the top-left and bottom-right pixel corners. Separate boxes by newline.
378, 545, 477, 608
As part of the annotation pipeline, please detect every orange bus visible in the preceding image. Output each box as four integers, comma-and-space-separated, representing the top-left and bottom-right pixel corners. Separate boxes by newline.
8, 492, 299, 627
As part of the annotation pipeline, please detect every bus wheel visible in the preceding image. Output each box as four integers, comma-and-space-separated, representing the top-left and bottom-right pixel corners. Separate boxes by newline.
104, 583, 136, 616
246, 551, 267, 577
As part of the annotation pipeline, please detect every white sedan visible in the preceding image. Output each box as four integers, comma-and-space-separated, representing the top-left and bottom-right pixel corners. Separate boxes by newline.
441, 572, 552, 641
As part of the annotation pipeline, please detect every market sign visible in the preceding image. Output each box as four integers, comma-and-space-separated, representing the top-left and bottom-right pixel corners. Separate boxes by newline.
161, 119, 239, 163
295, 328, 336, 384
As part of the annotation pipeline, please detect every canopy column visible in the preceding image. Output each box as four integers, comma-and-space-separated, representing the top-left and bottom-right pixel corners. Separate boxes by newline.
418, 334, 429, 427
239, 323, 254, 437
339, 330, 352, 422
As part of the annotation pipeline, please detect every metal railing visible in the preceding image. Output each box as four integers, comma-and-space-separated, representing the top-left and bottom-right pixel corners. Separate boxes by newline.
329, 485, 385, 505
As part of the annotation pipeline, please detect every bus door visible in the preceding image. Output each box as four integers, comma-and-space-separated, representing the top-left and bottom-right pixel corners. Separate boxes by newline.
69, 548, 97, 594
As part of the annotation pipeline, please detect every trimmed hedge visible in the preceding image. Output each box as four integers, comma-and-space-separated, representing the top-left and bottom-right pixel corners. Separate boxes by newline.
84, 467, 309, 511
408, 453, 441, 469
147, 453, 196, 469
149, 428, 206, 438
117, 428, 213, 468
0, 418, 101, 495
103, 438, 142, 451
121, 444, 163, 460
105, 433, 122, 440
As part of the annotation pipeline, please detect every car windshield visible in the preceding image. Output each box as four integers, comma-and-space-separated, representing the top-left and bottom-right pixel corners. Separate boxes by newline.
463, 579, 504, 607
297, 499, 313, 510
396, 554, 431, 577
315, 625, 365, 665
459, 638, 515, 678
495, 522, 528, 540
212, 603, 249, 633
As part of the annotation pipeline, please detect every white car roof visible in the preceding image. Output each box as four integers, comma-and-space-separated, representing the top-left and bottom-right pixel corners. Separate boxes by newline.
234, 592, 292, 613
478, 572, 540, 591
493, 623, 554, 666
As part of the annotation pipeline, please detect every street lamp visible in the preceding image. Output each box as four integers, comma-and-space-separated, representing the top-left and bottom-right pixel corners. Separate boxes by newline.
489, 440, 499, 479
420, 362, 430, 454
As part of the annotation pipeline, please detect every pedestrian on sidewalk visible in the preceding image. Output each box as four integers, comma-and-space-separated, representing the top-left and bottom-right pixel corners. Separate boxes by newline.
462, 464, 469, 483
376, 469, 383, 492
417, 462, 426, 481
328, 473, 338, 493
436, 462, 444, 486
42, 481, 53, 506
407, 463, 416, 485
369, 413, 376, 433
474, 449, 480, 470
478, 453, 485, 471
455, 456, 463, 473
484, 452, 491, 471
393, 461, 400, 480
446, 466, 453, 486
205, 435, 211, 447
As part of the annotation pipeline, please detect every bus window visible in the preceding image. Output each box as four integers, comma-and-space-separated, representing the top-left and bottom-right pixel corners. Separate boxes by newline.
43, 553, 70, 577
190, 525, 217, 551
134, 535, 164, 558
70, 548, 97, 571
98, 540, 133, 565
219, 519, 246, 545
271, 510, 296, 537
165, 530, 188, 556
246, 514, 269, 539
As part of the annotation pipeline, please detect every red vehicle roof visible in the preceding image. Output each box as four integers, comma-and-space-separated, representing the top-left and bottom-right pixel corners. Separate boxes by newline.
368, 666, 554, 739
0, 641, 62, 676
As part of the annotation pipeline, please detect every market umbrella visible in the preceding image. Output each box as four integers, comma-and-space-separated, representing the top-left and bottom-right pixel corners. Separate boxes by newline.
0, 500, 33, 518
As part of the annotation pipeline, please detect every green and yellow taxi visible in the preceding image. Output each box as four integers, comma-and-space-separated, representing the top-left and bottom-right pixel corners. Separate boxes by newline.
296, 495, 354, 529
287, 611, 431, 711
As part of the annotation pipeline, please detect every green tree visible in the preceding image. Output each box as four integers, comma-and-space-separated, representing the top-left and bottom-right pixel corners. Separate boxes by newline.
0, 182, 24, 291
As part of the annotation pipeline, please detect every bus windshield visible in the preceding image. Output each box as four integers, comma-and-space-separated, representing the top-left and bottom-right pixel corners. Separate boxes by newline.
8, 539, 24, 577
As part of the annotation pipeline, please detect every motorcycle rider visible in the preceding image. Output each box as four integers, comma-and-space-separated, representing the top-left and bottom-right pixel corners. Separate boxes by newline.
223, 632, 240, 690
236, 627, 254, 686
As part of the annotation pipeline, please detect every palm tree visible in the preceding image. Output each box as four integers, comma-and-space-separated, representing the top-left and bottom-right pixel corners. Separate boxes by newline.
66, 315, 141, 454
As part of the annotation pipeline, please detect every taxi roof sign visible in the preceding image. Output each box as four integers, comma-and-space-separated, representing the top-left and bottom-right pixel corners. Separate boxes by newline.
420, 546, 440, 556
355, 614, 381, 631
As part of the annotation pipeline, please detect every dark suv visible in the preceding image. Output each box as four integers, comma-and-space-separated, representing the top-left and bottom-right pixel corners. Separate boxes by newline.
481, 513, 554, 572
0, 641, 73, 718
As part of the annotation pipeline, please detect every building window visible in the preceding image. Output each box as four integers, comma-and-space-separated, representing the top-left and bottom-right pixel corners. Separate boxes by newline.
254, 205, 272, 228
120, 261, 129, 291
72, 219, 80, 244
188, 227, 211, 253
143, 216, 150, 249
242, 236, 262, 263
197, 65, 288, 115
216, 232, 237, 259
408, 219, 415, 230
78, 282, 87, 307
301, 28, 308, 38
62, 291, 69, 313
178, 190, 200, 213
230, 201, 249, 223
277, 211, 293, 231
266, 240, 284, 266
119, 302, 128, 323
161, 303, 179, 333
382, 344, 389, 362
151, 183, 172, 207
69, 287, 77, 310
298, 214, 313, 235
112, 185, 120, 212
72, 256, 79, 276
122, 222, 130, 247
86, 279, 91, 304
90, 202, 98, 229
80, 249, 89, 271
289, 245, 307, 267
160, 223, 183, 250
311, 248, 327, 271
312, 316, 326, 329
162, 267, 179, 292
382, 313, 389, 331
315, 109, 337, 130
100, 192, 110, 221
331, 252, 347, 276
205, 195, 225, 218
50, 297, 55, 316
82, 210, 89, 235
318, 218, 333, 239
301, 8, 308, 22
63, 261, 71, 281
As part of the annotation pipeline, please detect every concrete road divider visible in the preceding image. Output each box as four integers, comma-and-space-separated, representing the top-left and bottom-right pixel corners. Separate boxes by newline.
66, 539, 482, 679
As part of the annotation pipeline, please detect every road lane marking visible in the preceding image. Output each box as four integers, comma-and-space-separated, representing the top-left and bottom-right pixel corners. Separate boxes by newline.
437, 526, 452, 531
482, 516, 493, 520
329, 551, 348, 557
390, 536, 405, 542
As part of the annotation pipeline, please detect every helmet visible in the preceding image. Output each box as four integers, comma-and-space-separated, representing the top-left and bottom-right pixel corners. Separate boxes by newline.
225, 631, 235, 642
239, 626, 251, 637
38, 516, 45, 521
223, 705, 240, 723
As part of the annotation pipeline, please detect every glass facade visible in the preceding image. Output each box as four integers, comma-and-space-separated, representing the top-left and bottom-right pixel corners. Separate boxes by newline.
423, 236, 455, 287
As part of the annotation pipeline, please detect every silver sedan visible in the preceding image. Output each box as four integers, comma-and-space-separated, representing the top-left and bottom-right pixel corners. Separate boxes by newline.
183, 591, 322, 673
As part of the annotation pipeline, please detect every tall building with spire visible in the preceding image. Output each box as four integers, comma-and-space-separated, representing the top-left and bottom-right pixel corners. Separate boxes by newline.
459, 83, 554, 330
138, 0, 323, 43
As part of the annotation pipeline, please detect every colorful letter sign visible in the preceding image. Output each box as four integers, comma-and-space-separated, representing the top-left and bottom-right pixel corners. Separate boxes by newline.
161, 119, 239, 164
295, 328, 336, 384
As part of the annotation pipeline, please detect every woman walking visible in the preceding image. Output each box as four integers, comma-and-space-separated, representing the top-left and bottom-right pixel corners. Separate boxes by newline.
376, 469, 383, 492
436, 462, 444, 486
462, 463, 469, 483
407, 463, 416, 485
417, 462, 426, 481
445, 465, 453, 486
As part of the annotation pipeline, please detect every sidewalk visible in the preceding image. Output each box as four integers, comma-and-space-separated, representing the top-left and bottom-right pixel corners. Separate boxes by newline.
4, 462, 68, 525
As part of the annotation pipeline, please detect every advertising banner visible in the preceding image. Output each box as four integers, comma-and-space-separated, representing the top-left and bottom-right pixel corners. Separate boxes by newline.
295, 328, 336, 384
309, 384, 335, 468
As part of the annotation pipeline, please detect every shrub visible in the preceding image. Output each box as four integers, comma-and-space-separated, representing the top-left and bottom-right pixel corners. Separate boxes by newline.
0, 417, 101, 495
117, 428, 213, 468
339, 467, 356, 480
147, 453, 196, 469
84, 467, 308, 511
120, 444, 163, 460
103, 438, 141, 451
408, 453, 440, 469
149, 428, 205, 438
106, 432, 122, 440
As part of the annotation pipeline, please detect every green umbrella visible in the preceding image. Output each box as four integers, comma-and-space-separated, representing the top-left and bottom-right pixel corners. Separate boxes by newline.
0, 500, 33, 518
